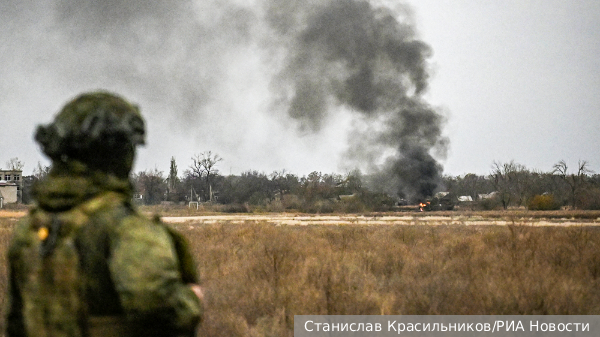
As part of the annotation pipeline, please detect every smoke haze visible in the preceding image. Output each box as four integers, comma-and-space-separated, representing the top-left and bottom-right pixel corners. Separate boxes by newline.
1, 0, 447, 200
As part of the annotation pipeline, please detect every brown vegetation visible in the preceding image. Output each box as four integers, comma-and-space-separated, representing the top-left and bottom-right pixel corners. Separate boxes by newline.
182, 221, 600, 336
1, 216, 600, 336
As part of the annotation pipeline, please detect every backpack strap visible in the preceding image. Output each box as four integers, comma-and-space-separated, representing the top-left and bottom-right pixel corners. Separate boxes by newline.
159, 221, 199, 284
39, 215, 62, 257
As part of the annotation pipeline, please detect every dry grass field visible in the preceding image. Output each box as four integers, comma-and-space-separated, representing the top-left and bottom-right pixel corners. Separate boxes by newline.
0, 209, 600, 336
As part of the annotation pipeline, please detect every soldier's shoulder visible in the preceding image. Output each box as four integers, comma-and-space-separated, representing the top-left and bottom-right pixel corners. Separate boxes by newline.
8, 210, 44, 257
115, 210, 170, 236
120, 210, 162, 225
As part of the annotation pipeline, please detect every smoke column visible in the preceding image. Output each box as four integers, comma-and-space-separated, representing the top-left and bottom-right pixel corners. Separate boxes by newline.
1, 0, 447, 200
266, 0, 448, 201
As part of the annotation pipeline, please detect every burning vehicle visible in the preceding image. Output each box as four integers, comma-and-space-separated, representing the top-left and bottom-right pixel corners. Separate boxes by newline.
419, 193, 455, 211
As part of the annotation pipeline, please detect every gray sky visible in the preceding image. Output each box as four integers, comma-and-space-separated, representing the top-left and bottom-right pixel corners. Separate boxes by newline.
1, 0, 599, 178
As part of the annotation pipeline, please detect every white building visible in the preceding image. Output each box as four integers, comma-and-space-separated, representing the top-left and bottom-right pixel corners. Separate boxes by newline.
0, 170, 23, 203
0, 180, 18, 206
457, 195, 474, 202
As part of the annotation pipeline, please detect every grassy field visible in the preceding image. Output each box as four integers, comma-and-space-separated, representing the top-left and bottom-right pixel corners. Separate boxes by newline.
1, 210, 600, 336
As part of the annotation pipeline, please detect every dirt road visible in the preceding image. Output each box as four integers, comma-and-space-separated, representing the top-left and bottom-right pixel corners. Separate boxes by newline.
161, 214, 600, 226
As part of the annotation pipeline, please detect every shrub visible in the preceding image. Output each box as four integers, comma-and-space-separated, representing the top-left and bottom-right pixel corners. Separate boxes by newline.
528, 194, 561, 210
281, 194, 302, 211
477, 197, 502, 210
300, 199, 335, 213
334, 198, 366, 213
220, 203, 250, 213
360, 192, 396, 212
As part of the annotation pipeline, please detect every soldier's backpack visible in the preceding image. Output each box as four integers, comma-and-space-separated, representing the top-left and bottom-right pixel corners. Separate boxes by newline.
11, 192, 198, 337
16, 201, 97, 337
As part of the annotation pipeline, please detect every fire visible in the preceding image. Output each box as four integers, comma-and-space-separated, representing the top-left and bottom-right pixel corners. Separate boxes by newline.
419, 201, 430, 212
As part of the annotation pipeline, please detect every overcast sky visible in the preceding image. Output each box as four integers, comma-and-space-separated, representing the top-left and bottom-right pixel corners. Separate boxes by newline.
1, 0, 599, 178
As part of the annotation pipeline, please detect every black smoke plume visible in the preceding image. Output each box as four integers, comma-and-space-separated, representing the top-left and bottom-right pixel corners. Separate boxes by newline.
267, 0, 448, 201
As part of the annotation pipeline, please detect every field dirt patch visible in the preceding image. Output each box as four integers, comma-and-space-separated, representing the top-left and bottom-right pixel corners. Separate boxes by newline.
161, 214, 600, 226
0, 210, 26, 218
4, 208, 600, 226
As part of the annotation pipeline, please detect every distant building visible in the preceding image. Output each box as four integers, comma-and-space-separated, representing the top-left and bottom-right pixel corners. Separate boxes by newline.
132, 193, 144, 205
0, 170, 23, 203
478, 191, 497, 200
458, 195, 474, 202
435, 191, 450, 198
0, 180, 18, 206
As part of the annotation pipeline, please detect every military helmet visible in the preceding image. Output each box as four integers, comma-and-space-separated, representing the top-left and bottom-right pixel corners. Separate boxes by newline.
35, 91, 146, 178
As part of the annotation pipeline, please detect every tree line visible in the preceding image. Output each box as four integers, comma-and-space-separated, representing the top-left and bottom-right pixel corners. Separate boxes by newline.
131, 152, 388, 213
444, 160, 600, 210
14, 155, 600, 211
131, 154, 600, 211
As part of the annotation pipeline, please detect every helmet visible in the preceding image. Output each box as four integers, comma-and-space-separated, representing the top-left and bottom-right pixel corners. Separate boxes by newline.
35, 91, 146, 178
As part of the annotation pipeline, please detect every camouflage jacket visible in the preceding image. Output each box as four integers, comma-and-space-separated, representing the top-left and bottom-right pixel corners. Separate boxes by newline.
6, 172, 202, 337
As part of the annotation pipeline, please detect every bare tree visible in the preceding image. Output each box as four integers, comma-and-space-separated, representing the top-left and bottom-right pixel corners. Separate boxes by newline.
448, 173, 491, 200
32, 161, 50, 180
190, 151, 222, 202
132, 168, 167, 205
270, 170, 288, 200
490, 161, 530, 209
270, 170, 300, 200
6, 157, 24, 171
553, 160, 593, 208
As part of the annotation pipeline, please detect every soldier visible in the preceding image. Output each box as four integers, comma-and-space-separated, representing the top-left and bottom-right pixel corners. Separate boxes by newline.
6, 92, 203, 337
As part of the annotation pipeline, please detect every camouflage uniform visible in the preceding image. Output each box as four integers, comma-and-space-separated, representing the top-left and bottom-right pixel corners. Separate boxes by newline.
6, 92, 202, 337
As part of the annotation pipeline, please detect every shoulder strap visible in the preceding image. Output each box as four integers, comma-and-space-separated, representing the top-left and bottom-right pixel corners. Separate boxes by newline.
155, 217, 199, 284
